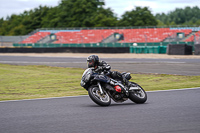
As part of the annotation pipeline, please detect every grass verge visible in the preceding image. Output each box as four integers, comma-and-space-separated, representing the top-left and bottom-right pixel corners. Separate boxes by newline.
0, 63, 200, 101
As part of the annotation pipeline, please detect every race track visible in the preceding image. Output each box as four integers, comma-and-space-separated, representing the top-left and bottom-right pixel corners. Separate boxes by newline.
0, 55, 200, 133
1, 55, 200, 75
0, 88, 200, 133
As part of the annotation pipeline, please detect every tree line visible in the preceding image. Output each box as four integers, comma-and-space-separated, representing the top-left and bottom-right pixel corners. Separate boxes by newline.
155, 6, 200, 26
0, 0, 199, 36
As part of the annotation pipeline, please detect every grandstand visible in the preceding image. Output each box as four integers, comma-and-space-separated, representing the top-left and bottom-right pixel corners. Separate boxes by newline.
14, 27, 200, 45
184, 31, 200, 44
1, 27, 199, 54
1, 26, 199, 54
19, 32, 51, 44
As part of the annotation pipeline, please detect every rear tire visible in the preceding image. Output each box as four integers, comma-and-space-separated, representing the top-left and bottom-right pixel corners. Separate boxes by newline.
129, 83, 147, 104
88, 85, 111, 106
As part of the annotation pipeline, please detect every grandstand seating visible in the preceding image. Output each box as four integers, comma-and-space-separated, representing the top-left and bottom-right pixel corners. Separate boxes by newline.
54, 29, 115, 44
20, 32, 51, 43
54, 28, 192, 44
19, 28, 195, 44
119, 28, 192, 43
184, 31, 200, 42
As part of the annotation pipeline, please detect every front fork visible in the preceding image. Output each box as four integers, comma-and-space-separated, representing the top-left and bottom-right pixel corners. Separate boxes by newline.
97, 82, 104, 94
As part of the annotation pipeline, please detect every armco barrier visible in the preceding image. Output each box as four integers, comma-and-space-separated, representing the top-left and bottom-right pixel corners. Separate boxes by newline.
130, 46, 167, 54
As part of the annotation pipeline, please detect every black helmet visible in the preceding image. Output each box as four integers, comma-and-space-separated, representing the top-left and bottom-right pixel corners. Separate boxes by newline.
87, 55, 99, 68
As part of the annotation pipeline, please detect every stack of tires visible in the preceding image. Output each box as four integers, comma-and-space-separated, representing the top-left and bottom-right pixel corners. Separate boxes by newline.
167, 44, 193, 55
194, 44, 200, 55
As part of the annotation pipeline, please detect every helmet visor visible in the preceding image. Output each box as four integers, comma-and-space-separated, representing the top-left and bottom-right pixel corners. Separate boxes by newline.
87, 60, 94, 68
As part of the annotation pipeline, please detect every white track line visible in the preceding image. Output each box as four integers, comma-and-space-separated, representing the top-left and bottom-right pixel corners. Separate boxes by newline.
147, 87, 200, 93
0, 87, 199, 103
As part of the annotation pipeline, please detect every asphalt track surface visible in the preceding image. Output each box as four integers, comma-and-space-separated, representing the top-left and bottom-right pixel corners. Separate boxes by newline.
0, 55, 200, 75
0, 55, 200, 133
0, 88, 200, 133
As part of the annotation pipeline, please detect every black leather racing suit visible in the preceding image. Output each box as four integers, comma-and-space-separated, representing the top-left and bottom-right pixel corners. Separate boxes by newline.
94, 61, 130, 87
94, 61, 111, 72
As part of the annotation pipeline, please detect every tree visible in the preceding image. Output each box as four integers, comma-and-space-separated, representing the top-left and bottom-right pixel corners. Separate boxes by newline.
4, 1, 200, 35
118, 7, 158, 26
57, 0, 104, 27
41, 7, 60, 28
92, 7, 118, 27
156, 6, 200, 25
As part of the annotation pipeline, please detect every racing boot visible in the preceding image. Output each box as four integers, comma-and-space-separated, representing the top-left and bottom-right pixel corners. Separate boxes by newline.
122, 75, 132, 93
122, 75, 131, 86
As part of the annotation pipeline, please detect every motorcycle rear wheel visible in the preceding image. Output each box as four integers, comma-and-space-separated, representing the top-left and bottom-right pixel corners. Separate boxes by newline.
129, 83, 147, 104
88, 85, 111, 106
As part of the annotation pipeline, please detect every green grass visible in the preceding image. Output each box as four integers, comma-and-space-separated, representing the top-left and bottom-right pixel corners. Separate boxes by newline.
0, 63, 200, 101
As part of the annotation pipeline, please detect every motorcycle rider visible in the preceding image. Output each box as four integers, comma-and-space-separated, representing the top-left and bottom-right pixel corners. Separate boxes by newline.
86, 55, 131, 88
87, 55, 111, 71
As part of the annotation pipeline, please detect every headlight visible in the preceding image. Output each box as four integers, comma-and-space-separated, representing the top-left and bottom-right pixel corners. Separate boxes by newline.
81, 68, 92, 83
80, 80, 86, 87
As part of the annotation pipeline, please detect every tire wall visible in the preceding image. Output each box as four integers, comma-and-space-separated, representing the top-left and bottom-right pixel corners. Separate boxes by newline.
194, 44, 200, 55
167, 44, 193, 55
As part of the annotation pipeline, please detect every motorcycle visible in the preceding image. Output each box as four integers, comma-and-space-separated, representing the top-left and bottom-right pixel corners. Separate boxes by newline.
80, 68, 147, 106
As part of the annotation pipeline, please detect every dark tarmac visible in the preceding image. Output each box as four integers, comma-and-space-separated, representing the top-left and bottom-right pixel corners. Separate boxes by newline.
0, 55, 200, 75
0, 88, 200, 133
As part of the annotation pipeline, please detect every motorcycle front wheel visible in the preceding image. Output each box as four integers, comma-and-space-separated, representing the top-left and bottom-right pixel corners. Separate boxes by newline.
88, 85, 111, 106
129, 83, 147, 104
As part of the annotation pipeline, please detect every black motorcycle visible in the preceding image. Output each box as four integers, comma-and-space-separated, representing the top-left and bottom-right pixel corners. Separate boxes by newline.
80, 68, 147, 106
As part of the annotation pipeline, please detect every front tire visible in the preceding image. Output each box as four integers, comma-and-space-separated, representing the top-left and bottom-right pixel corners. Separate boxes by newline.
129, 83, 147, 104
88, 85, 111, 106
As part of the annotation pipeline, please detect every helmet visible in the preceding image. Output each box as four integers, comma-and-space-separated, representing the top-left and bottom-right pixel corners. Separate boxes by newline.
87, 55, 99, 68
